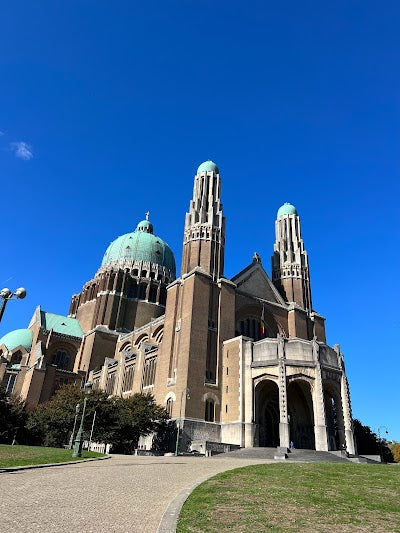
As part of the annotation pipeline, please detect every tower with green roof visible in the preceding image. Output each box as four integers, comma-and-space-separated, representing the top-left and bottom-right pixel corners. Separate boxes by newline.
181, 160, 225, 279
159, 160, 236, 424
271, 202, 312, 312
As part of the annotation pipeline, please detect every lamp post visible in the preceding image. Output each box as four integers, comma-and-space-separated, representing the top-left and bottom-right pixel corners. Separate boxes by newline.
68, 403, 80, 449
72, 382, 92, 458
378, 426, 389, 463
88, 410, 97, 452
175, 388, 190, 456
0, 287, 26, 322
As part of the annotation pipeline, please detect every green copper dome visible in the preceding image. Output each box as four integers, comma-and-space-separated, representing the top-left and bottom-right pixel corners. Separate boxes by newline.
101, 218, 176, 275
277, 202, 298, 218
0, 328, 33, 352
197, 160, 219, 174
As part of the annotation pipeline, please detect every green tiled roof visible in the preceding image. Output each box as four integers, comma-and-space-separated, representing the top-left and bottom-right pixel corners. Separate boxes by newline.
40, 311, 83, 338
0, 329, 33, 352
101, 219, 176, 275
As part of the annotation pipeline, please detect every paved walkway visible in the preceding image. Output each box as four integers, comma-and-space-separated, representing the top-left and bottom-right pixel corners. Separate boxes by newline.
0, 454, 273, 533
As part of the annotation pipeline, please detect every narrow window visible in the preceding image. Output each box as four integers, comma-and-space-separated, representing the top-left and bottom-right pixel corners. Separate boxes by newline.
205, 399, 215, 422
166, 398, 173, 417
128, 282, 138, 298
148, 285, 157, 303
139, 283, 147, 300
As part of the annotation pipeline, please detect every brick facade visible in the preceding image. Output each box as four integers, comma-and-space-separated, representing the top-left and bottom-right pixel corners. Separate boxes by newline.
0, 161, 355, 454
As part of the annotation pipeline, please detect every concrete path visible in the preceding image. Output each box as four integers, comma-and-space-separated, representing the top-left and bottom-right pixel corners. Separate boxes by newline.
0, 454, 273, 533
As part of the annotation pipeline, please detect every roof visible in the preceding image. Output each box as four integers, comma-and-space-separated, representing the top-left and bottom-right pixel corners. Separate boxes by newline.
0, 329, 33, 352
40, 311, 83, 338
277, 202, 298, 218
101, 219, 176, 275
231, 261, 286, 307
197, 160, 219, 174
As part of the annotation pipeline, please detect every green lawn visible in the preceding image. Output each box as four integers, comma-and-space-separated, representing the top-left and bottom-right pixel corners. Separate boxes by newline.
177, 463, 400, 533
0, 444, 104, 468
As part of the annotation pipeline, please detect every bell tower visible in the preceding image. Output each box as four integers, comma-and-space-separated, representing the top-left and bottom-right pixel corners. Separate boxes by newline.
271, 203, 312, 312
156, 160, 235, 431
181, 160, 225, 280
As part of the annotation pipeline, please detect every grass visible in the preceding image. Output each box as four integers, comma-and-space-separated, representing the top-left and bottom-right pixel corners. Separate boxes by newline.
177, 463, 400, 533
0, 444, 105, 468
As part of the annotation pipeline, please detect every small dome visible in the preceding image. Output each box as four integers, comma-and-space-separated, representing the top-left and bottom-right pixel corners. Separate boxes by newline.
0, 328, 33, 352
197, 160, 219, 174
277, 202, 298, 218
101, 219, 176, 275
136, 220, 154, 234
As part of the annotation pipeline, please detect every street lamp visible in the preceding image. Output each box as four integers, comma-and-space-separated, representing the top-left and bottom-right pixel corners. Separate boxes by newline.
72, 382, 92, 458
175, 388, 190, 456
378, 426, 389, 463
88, 410, 97, 452
68, 403, 80, 450
0, 287, 27, 322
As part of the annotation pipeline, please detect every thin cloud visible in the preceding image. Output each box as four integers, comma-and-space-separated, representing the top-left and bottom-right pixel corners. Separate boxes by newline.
0, 131, 4, 136
10, 141, 33, 160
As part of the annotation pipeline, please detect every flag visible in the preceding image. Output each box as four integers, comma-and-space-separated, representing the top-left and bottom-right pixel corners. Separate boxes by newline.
260, 305, 265, 336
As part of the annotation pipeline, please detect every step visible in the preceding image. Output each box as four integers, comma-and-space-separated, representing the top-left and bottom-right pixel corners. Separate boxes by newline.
217, 447, 351, 463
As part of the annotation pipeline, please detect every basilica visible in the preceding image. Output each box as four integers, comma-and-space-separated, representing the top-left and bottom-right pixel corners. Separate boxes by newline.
0, 160, 356, 454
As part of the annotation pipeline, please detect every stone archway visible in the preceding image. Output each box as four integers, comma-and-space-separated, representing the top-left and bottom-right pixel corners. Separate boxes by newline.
288, 380, 315, 449
255, 380, 280, 447
324, 384, 345, 451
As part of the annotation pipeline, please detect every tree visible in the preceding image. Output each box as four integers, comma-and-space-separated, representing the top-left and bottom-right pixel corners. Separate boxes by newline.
389, 443, 400, 463
110, 393, 169, 454
27, 384, 81, 446
27, 384, 115, 447
0, 388, 28, 444
353, 419, 393, 462
26, 385, 169, 452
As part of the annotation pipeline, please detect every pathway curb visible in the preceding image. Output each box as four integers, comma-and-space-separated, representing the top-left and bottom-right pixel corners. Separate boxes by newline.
157, 470, 218, 533
0, 454, 111, 473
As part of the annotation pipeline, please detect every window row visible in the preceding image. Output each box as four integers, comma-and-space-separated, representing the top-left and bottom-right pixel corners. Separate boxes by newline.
127, 283, 167, 305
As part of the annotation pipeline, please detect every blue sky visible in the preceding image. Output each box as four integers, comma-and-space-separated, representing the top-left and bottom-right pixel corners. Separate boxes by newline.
1, 1, 399, 440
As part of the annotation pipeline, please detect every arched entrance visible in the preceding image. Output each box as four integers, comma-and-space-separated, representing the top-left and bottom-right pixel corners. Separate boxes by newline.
288, 380, 315, 449
324, 384, 345, 451
255, 380, 280, 447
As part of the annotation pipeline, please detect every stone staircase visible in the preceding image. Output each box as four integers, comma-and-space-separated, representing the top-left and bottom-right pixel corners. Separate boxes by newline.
216, 447, 352, 463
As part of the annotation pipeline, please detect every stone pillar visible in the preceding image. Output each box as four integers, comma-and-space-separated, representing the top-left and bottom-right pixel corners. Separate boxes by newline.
114, 271, 128, 331
243, 340, 255, 448
156, 284, 161, 304
340, 373, 356, 454
145, 280, 151, 301
335, 347, 356, 455
115, 356, 125, 397
312, 339, 329, 451
278, 336, 290, 448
